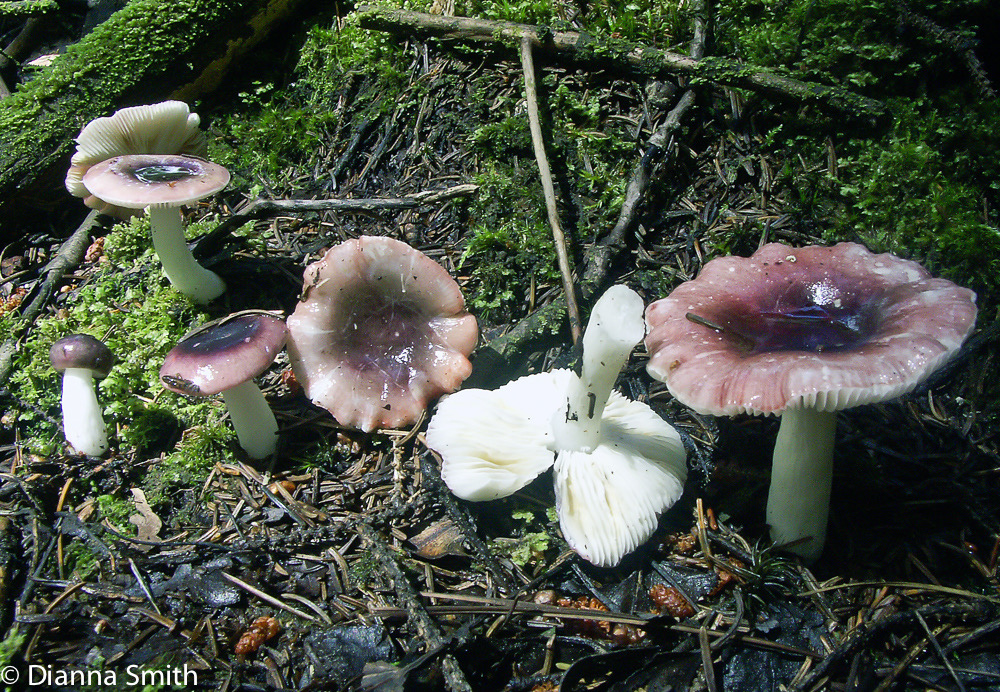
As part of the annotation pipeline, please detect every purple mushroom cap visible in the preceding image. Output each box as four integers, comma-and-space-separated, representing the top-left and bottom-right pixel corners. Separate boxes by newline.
645, 242, 978, 416
644, 242, 978, 561
286, 235, 478, 432
82, 154, 230, 210
50, 334, 114, 377
161, 311, 288, 397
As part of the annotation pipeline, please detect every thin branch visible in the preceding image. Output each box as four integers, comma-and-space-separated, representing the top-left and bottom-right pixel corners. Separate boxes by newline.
356, 6, 886, 119
356, 522, 473, 692
195, 184, 478, 259
520, 37, 582, 343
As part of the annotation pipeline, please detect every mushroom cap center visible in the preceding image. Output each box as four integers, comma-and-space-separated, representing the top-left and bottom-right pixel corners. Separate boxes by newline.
339, 295, 429, 389
713, 279, 883, 354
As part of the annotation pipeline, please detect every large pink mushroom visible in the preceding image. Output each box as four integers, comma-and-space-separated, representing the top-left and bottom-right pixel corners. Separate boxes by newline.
286, 236, 478, 432
645, 242, 977, 561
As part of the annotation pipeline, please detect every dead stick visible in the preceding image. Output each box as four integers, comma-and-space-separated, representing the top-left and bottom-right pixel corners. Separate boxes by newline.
356, 6, 885, 119
0, 210, 99, 386
356, 523, 473, 692
196, 183, 478, 259
520, 37, 582, 343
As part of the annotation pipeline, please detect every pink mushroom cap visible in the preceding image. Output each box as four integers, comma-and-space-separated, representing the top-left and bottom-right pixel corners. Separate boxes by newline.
645, 242, 978, 416
82, 154, 230, 210
286, 236, 478, 432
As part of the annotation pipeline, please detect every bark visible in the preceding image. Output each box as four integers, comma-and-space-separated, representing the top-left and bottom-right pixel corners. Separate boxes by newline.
356, 6, 886, 120
0, 0, 308, 233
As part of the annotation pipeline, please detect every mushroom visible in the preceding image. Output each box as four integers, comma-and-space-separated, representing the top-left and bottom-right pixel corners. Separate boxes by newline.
286, 235, 478, 432
426, 285, 688, 567
82, 153, 230, 303
644, 242, 978, 561
160, 311, 287, 460
50, 334, 115, 457
66, 100, 207, 219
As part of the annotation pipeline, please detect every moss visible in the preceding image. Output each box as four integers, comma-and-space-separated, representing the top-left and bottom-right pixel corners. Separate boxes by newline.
0, 627, 27, 668
0, 0, 261, 200
714, 0, 1000, 310
61, 540, 101, 579
141, 419, 233, 508
95, 494, 135, 532
210, 20, 409, 188
6, 221, 212, 457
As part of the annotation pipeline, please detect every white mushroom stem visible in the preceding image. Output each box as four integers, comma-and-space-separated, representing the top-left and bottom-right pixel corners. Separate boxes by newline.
221, 380, 279, 460
766, 406, 838, 562
148, 204, 225, 303
60, 368, 108, 457
552, 285, 646, 453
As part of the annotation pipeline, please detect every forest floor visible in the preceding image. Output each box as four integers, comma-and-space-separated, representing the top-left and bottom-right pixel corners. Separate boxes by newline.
1, 1, 1000, 690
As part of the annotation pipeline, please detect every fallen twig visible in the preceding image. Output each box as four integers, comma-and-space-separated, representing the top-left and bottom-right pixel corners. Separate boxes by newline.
356, 6, 886, 119
520, 37, 582, 342
356, 522, 473, 692
0, 209, 99, 386
195, 183, 479, 258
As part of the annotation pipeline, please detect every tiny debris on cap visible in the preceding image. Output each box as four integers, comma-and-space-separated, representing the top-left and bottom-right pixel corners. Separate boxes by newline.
160, 311, 287, 397
286, 235, 478, 432
50, 334, 114, 377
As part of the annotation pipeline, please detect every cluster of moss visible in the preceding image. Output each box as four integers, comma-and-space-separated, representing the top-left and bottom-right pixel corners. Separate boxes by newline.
715, 0, 1000, 309
3, 217, 239, 524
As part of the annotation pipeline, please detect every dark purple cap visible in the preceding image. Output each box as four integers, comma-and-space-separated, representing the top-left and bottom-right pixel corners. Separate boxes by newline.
50, 334, 114, 377
160, 311, 287, 396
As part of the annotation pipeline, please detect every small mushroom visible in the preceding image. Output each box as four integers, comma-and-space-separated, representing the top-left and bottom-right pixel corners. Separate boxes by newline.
645, 242, 978, 561
426, 285, 687, 567
66, 100, 207, 219
286, 236, 478, 432
50, 334, 115, 457
82, 153, 230, 303
160, 311, 287, 460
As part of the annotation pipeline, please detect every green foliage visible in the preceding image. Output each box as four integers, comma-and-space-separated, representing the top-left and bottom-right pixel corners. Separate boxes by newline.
831, 100, 1000, 290
581, 0, 688, 49
7, 253, 209, 456
470, 0, 558, 25
494, 508, 556, 568
211, 20, 407, 190
716, 0, 1000, 304
460, 167, 560, 322
470, 117, 533, 158
141, 418, 234, 508
61, 540, 102, 579
0, 627, 26, 668
95, 493, 135, 531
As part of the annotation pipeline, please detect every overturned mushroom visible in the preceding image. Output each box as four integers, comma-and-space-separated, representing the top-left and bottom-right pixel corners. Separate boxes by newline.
286, 236, 478, 432
82, 153, 230, 303
427, 285, 687, 567
645, 242, 977, 561
66, 100, 207, 219
161, 311, 287, 460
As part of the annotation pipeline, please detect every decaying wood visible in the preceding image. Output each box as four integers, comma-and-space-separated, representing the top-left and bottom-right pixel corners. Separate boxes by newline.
0, 0, 308, 229
356, 6, 886, 120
